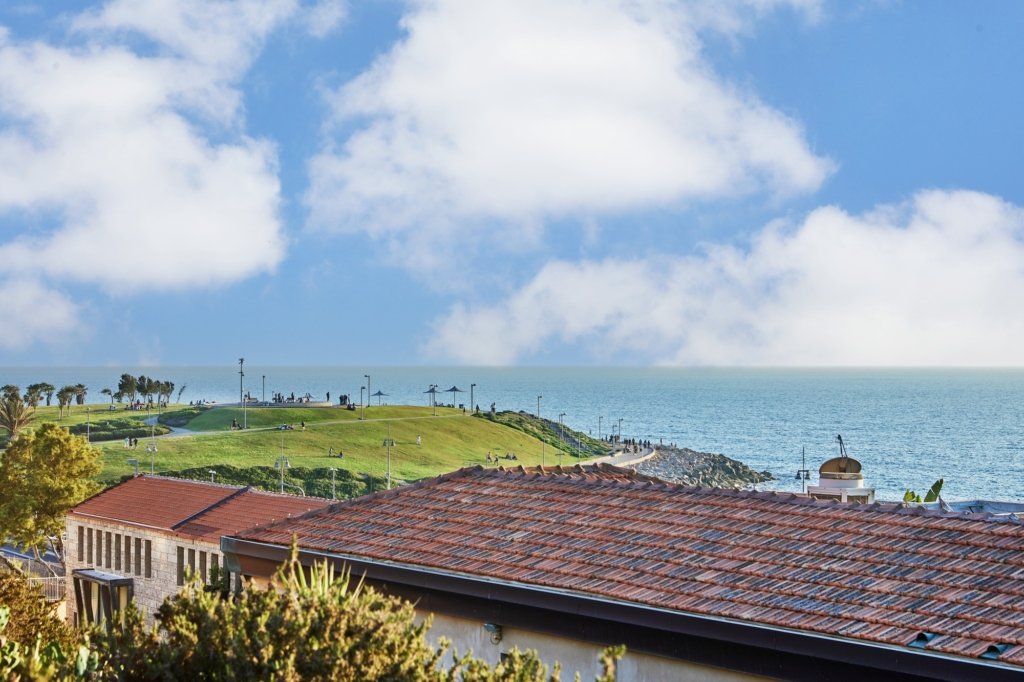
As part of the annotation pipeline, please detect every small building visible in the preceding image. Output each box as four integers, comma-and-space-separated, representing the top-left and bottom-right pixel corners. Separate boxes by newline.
225, 464, 1024, 681
805, 454, 876, 503
65, 475, 329, 627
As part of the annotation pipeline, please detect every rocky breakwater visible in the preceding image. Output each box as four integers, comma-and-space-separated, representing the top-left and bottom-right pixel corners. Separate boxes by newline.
631, 446, 773, 489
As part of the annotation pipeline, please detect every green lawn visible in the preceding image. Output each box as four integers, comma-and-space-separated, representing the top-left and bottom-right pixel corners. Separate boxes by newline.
94, 406, 580, 485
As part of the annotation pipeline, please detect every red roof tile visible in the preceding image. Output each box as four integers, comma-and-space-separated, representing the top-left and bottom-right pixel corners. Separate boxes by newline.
235, 464, 1024, 668
70, 475, 329, 540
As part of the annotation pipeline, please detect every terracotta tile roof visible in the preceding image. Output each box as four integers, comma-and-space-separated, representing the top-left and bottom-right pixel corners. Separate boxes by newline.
70, 475, 329, 540
236, 464, 1024, 668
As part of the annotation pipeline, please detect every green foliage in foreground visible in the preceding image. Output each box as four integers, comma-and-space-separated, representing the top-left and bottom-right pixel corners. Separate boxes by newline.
0, 543, 624, 681
0, 573, 75, 652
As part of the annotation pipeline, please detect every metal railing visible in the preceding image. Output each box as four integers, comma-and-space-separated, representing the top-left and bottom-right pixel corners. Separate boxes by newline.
28, 576, 66, 602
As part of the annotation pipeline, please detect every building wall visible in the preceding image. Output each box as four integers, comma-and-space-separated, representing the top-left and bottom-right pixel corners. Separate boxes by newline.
425, 611, 770, 682
64, 517, 225, 624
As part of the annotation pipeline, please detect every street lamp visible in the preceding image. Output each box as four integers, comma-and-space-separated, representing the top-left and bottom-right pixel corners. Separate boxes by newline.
470, 383, 476, 412
238, 357, 247, 429
383, 423, 394, 490
364, 374, 371, 410
208, 470, 216, 483
598, 416, 602, 442
262, 375, 266, 404
275, 455, 290, 494
537, 395, 542, 419
559, 412, 566, 466
617, 418, 623, 443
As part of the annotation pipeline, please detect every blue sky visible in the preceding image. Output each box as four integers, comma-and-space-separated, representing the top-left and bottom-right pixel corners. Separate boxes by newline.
1, 0, 1022, 367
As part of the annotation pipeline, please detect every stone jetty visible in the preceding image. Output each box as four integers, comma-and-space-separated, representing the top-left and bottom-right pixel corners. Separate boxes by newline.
630, 446, 773, 488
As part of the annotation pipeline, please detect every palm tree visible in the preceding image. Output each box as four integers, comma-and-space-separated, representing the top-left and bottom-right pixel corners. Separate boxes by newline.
57, 385, 76, 419
74, 383, 88, 406
40, 383, 55, 407
24, 383, 45, 407
101, 388, 114, 405
0, 394, 35, 441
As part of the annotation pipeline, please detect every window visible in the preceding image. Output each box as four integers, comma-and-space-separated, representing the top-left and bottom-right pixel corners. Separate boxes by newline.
114, 535, 121, 571
125, 535, 132, 574
134, 538, 142, 576
72, 569, 133, 629
187, 548, 196, 577
87, 529, 93, 565
199, 551, 207, 583
105, 532, 112, 568
77, 526, 84, 562
176, 547, 185, 586
144, 540, 152, 578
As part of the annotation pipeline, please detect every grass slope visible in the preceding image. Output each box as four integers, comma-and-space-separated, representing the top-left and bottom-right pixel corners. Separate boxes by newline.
94, 405, 586, 486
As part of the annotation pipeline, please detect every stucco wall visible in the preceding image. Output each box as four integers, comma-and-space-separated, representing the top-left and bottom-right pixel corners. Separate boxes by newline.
65, 517, 222, 624
425, 611, 770, 682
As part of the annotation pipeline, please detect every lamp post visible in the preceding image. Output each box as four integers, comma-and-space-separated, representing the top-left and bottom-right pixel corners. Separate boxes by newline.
238, 358, 247, 429
364, 374, 371, 411
617, 418, 623, 443
537, 395, 542, 419
275, 455, 290, 494
559, 412, 566, 466
598, 415, 602, 442
795, 446, 811, 493
470, 383, 476, 412
383, 422, 393, 490
208, 470, 216, 483
262, 375, 266, 404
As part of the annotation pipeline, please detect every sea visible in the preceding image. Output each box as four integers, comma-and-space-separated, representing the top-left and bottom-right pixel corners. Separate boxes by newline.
3, 366, 1023, 503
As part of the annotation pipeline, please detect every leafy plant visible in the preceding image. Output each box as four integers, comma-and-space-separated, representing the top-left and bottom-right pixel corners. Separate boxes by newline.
903, 478, 944, 504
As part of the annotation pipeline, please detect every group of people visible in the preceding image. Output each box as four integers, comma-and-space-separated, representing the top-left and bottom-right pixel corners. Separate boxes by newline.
486, 451, 518, 462
122, 437, 141, 448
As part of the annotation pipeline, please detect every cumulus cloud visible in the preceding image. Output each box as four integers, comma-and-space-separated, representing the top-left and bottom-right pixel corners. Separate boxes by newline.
0, 278, 82, 349
0, 0, 303, 310
426, 190, 1024, 366
306, 0, 832, 266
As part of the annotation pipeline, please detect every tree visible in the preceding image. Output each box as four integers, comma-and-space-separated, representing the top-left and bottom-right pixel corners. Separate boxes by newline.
73, 383, 88, 406
0, 423, 101, 574
118, 373, 137, 403
40, 383, 55, 407
0, 573, 74, 651
1, 384, 20, 401
100, 388, 113, 405
56, 386, 76, 419
0, 394, 34, 442
176, 383, 187, 403
23, 383, 46, 408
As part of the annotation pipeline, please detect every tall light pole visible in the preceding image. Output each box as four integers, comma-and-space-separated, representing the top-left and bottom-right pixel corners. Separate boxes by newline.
262, 375, 266, 404
598, 416, 602, 441
360, 386, 366, 420
537, 395, 542, 419
364, 374, 371, 411
470, 383, 476, 412
618, 418, 623, 443
275, 455, 289, 494
559, 412, 566, 466
238, 358, 246, 429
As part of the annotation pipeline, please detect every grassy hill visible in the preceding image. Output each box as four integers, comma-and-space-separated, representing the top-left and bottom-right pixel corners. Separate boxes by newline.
7, 402, 613, 499
93, 405, 607, 490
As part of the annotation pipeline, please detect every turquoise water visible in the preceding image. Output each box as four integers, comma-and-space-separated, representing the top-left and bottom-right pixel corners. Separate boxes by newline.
3, 367, 1022, 502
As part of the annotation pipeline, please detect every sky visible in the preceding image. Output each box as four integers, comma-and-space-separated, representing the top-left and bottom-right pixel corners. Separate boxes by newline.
1, 0, 1022, 367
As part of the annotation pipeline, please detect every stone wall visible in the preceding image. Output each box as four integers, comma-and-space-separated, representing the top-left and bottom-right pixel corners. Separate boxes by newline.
65, 517, 223, 625
631, 446, 773, 488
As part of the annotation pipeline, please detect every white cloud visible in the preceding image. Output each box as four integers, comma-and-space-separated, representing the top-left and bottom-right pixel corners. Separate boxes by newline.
427, 190, 1024, 366
306, 0, 832, 265
302, 0, 347, 38
0, 1, 295, 297
0, 278, 82, 349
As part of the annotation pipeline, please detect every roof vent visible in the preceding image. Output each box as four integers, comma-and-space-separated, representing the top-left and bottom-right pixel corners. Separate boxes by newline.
908, 632, 936, 649
981, 643, 1011, 660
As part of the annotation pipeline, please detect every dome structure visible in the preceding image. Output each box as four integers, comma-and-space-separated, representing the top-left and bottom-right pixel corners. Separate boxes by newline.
806, 438, 875, 503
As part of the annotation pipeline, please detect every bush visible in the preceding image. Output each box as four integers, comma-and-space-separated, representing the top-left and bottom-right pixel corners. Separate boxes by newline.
0, 572, 74, 651
162, 465, 381, 500
67, 418, 169, 441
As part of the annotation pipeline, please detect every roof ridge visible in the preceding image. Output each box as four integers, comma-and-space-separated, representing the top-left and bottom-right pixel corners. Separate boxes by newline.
171, 485, 251, 530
